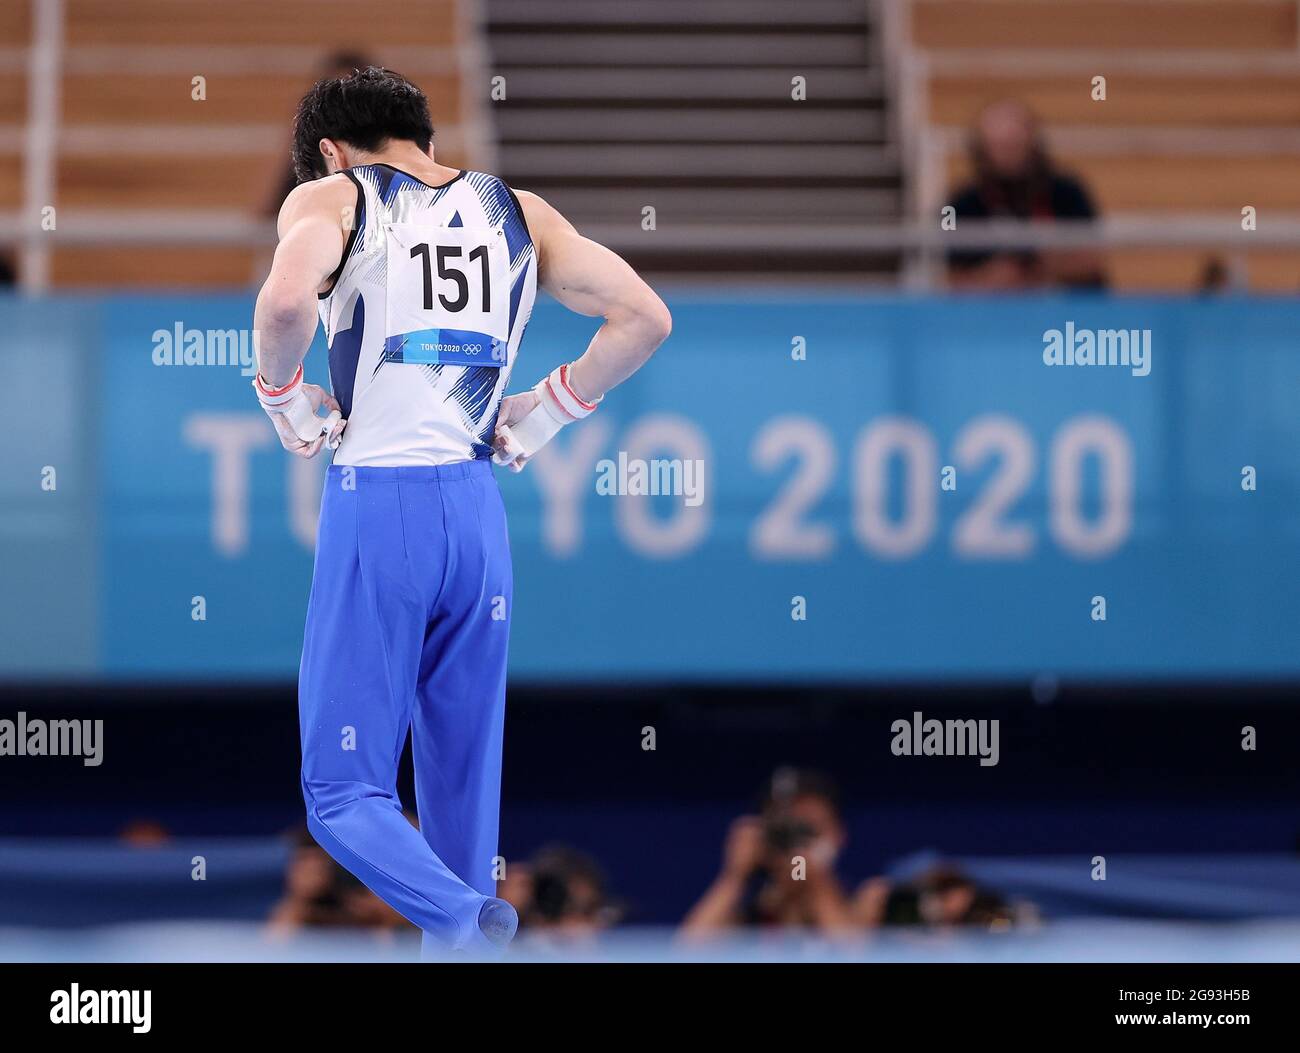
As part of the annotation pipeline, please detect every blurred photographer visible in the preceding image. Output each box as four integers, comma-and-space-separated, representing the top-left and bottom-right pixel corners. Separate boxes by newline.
681, 768, 854, 936
500, 844, 622, 935
852, 863, 1025, 931
266, 825, 411, 938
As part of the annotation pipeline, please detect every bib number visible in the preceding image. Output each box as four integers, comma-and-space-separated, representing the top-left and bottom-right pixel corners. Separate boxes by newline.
384, 224, 510, 368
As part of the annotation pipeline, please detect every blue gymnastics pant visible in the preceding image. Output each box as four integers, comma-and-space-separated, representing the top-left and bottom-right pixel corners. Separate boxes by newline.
298, 459, 511, 954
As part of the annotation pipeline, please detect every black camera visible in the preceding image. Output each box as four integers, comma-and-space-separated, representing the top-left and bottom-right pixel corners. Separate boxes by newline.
763, 815, 817, 855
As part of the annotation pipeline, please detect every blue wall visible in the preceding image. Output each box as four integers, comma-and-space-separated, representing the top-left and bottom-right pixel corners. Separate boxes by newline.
2, 292, 1297, 681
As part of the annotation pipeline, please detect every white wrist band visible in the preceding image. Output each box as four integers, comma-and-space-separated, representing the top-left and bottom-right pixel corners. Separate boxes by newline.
254, 365, 339, 445
537, 362, 601, 421
493, 363, 601, 470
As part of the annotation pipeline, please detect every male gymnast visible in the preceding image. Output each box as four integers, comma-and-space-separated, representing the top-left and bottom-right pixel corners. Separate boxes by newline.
251, 67, 670, 954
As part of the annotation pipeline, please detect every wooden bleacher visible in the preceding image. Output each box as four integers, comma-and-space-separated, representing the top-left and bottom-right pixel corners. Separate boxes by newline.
911, 0, 1300, 291
62, 0, 460, 47
6, 0, 1296, 291
0, 3, 29, 229
913, 0, 1298, 51
928, 73, 1300, 128
2, 0, 485, 288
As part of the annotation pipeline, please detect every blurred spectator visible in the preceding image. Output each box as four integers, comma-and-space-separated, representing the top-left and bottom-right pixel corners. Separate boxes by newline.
500, 844, 622, 934
681, 768, 855, 936
1199, 256, 1229, 293
0, 252, 15, 287
1196, 255, 1251, 295
946, 99, 1107, 291
852, 863, 1031, 931
118, 819, 171, 847
260, 50, 373, 215
266, 825, 410, 938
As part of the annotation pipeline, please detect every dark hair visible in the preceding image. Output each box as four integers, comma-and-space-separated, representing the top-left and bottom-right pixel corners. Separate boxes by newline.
759, 766, 841, 815
529, 844, 609, 921
291, 66, 434, 183
968, 98, 1050, 189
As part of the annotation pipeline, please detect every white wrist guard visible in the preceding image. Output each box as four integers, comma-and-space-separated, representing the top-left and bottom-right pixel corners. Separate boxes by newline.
253, 365, 342, 447
493, 363, 600, 471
